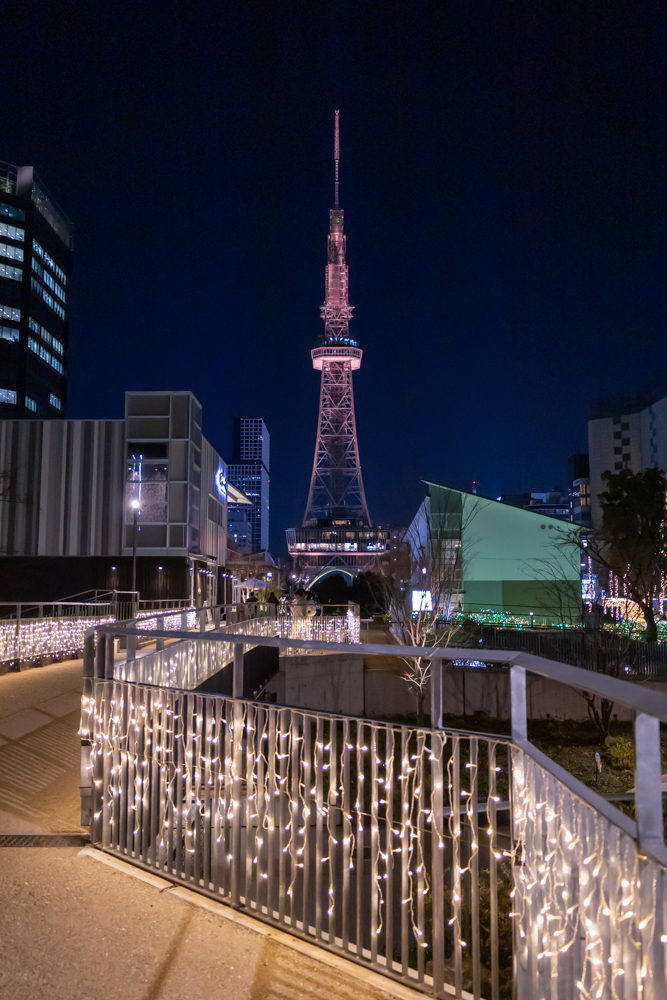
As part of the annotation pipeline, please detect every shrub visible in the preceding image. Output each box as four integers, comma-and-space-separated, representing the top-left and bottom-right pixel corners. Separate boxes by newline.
605, 735, 635, 770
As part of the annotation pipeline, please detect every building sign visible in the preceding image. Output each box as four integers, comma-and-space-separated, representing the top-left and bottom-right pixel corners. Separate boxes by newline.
411, 590, 433, 613
215, 466, 227, 501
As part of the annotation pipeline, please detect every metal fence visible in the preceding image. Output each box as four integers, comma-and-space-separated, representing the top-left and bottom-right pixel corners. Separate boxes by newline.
447, 623, 667, 678
81, 625, 667, 999
82, 680, 513, 998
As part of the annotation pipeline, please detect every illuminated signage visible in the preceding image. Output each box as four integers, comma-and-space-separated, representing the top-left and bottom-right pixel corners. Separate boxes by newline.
411, 590, 433, 613
215, 467, 227, 500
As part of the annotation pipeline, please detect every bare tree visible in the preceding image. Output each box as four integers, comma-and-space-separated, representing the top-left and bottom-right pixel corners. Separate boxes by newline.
535, 528, 634, 740
386, 489, 483, 722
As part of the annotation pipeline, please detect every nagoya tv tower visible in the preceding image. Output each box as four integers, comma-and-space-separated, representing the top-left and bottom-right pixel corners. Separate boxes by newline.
287, 112, 389, 586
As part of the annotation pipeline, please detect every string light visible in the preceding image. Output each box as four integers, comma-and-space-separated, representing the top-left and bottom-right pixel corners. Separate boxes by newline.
80, 605, 665, 999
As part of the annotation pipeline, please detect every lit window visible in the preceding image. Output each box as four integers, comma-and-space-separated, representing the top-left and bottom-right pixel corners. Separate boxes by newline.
0, 326, 19, 342
50, 394, 61, 410
0, 241, 23, 262
0, 203, 25, 221
0, 388, 17, 404
0, 304, 19, 321
31, 276, 65, 319
32, 257, 42, 277
0, 223, 24, 242
27, 336, 63, 373
32, 240, 67, 285
41, 268, 66, 302
25, 396, 37, 412
28, 316, 63, 354
0, 262, 22, 281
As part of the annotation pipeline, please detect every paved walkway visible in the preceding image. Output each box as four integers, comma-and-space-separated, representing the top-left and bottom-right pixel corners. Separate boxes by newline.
0, 658, 84, 832
0, 660, 411, 1000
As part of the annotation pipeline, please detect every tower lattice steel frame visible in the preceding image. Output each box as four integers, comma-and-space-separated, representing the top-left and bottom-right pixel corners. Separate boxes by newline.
288, 112, 388, 585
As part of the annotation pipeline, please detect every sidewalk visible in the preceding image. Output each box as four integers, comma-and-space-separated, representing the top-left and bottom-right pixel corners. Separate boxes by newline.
0, 660, 413, 1000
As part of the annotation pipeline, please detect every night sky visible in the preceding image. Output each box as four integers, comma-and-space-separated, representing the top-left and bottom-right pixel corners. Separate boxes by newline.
2, 3, 667, 551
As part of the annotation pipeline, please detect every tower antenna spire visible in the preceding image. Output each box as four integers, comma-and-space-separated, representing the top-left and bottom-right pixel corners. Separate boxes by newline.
334, 109, 340, 209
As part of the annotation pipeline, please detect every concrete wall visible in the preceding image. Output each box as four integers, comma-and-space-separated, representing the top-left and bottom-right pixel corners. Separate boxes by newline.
271, 653, 667, 723
266, 654, 364, 716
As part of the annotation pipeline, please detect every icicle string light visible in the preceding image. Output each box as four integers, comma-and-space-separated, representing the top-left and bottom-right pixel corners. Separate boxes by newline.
82, 674, 667, 999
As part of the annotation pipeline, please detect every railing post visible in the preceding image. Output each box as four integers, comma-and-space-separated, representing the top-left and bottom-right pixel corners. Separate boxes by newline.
127, 631, 137, 662
199, 608, 206, 633
634, 712, 665, 850
214, 606, 221, 627
510, 665, 528, 742
430, 657, 442, 728
156, 617, 165, 651
94, 628, 105, 679
83, 631, 95, 678
181, 610, 188, 631
233, 643, 244, 699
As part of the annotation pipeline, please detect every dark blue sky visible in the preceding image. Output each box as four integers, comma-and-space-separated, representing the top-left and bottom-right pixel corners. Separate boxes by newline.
3, 2, 667, 550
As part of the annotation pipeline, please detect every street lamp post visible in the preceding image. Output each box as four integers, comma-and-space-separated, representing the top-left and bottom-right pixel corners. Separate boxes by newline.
131, 500, 140, 616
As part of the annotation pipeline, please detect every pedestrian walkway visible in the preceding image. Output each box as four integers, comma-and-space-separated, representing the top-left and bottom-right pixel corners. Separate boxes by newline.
0, 658, 84, 832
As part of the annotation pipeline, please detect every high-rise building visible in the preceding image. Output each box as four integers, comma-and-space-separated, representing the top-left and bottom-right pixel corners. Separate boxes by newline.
0, 161, 72, 419
588, 381, 667, 527
227, 418, 270, 552
286, 112, 389, 585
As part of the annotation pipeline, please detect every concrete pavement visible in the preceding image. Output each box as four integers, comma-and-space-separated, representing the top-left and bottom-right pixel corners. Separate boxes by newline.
0, 660, 416, 1000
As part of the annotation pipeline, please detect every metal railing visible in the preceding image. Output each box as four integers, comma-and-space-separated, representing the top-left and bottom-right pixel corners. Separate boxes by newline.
448, 623, 667, 678
81, 626, 667, 998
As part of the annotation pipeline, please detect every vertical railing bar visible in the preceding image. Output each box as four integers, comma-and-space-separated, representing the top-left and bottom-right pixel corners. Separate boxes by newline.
452, 735, 462, 999
289, 711, 300, 927
315, 716, 324, 940
244, 702, 256, 906
230, 697, 243, 906
203, 696, 213, 888
328, 718, 338, 946
149, 689, 160, 869
222, 698, 234, 899
111, 682, 122, 854
431, 729, 445, 998
302, 712, 312, 935
267, 707, 277, 919
370, 724, 380, 964
417, 731, 426, 983
174, 695, 185, 880
252, 705, 265, 912
119, 684, 130, 857
384, 725, 395, 977
278, 709, 288, 924
192, 696, 203, 884
356, 721, 365, 959
470, 738, 480, 1000
342, 718, 351, 953
488, 742, 499, 1000
101, 681, 113, 850
210, 697, 223, 893
400, 727, 409, 979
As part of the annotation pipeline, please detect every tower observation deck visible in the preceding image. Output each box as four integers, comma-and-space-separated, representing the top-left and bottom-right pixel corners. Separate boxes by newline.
287, 112, 388, 586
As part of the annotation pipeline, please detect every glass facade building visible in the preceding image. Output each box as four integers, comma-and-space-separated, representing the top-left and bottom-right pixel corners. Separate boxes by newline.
227, 418, 270, 551
0, 162, 72, 419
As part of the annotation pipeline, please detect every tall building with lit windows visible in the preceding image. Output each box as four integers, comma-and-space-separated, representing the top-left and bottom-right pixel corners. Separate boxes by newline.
0, 160, 72, 419
227, 418, 270, 552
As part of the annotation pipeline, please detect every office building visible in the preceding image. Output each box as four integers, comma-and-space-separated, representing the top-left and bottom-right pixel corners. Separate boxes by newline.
227, 417, 270, 552
0, 161, 72, 419
500, 490, 572, 521
0, 391, 250, 603
588, 381, 667, 528
568, 453, 591, 527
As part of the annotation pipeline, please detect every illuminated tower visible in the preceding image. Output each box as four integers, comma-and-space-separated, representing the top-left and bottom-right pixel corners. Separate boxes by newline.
287, 112, 388, 585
